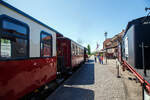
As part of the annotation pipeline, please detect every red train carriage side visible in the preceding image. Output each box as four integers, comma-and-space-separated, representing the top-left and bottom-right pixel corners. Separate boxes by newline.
57, 37, 84, 73
0, 1, 58, 100
56, 32, 63, 37
71, 40, 84, 68
57, 37, 72, 73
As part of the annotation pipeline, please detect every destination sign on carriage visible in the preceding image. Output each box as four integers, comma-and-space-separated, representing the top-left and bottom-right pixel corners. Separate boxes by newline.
1, 39, 11, 57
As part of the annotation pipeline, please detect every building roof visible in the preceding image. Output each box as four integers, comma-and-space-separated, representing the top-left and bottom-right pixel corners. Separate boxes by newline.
123, 16, 150, 38
103, 30, 124, 49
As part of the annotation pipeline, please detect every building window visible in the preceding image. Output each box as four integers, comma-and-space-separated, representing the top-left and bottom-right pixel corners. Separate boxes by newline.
0, 15, 29, 59
40, 31, 52, 57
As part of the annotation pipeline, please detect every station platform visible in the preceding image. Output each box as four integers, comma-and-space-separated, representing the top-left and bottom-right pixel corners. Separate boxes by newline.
46, 56, 126, 100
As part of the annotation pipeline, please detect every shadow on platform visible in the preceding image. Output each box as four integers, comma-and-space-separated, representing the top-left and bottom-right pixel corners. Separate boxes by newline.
65, 59, 95, 85
47, 59, 95, 100
87, 59, 94, 63
47, 86, 94, 100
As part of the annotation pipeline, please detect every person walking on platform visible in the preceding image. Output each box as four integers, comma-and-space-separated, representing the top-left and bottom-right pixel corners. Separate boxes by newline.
94, 55, 97, 63
100, 55, 103, 64
98, 54, 101, 64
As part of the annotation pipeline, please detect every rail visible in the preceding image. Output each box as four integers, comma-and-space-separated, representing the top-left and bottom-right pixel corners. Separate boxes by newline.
123, 60, 150, 94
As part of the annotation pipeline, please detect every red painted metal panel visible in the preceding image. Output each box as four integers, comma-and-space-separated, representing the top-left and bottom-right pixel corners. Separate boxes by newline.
57, 38, 71, 68
123, 60, 150, 93
57, 37, 84, 69
56, 32, 63, 37
72, 55, 84, 68
0, 57, 57, 100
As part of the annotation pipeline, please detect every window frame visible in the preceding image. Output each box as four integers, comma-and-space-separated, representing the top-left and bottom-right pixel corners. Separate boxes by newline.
40, 31, 53, 58
71, 44, 73, 55
0, 14, 30, 60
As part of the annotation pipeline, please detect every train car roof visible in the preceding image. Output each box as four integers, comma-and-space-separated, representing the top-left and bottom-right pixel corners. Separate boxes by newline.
123, 16, 150, 38
57, 37, 84, 48
0, 0, 63, 36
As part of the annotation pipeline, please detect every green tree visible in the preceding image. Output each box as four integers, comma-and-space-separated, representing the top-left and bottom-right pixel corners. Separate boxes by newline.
87, 44, 91, 55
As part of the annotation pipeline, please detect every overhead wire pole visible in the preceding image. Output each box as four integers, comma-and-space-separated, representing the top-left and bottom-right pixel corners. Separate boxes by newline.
104, 32, 107, 64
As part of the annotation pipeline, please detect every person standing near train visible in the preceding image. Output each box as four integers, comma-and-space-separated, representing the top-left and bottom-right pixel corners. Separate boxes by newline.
98, 53, 101, 64
100, 54, 103, 64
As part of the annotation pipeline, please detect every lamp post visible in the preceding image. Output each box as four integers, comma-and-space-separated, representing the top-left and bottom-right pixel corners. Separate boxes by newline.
104, 32, 108, 64
116, 36, 121, 78
104, 32, 107, 40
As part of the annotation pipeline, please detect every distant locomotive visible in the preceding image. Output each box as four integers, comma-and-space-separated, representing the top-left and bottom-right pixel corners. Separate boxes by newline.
119, 16, 150, 93
0, 1, 88, 100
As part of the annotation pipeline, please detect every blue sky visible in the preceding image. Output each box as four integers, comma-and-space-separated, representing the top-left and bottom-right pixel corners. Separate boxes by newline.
5, 0, 150, 51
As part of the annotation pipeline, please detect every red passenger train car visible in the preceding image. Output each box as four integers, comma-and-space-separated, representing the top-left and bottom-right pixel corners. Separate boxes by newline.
0, 1, 58, 100
57, 37, 84, 73
0, 1, 87, 100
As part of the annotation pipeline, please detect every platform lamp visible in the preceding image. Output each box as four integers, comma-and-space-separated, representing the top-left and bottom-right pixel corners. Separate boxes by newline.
104, 32, 108, 64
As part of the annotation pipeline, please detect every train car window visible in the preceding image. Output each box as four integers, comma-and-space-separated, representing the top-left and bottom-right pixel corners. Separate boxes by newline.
40, 31, 52, 57
71, 44, 73, 55
82, 49, 83, 55
77, 47, 78, 55
79, 48, 81, 55
3, 20, 27, 34
73, 45, 74, 55
72, 44, 75, 55
74, 45, 76, 55
76, 46, 77, 55
0, 15, 29, 59
0, 39, 11, 58
79, 48, 80, 55
77, 46, 78, 55
78, 47, 79, 55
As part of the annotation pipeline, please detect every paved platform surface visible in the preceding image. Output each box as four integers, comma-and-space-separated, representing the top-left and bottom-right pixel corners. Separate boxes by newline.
46, 56, 126, 100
